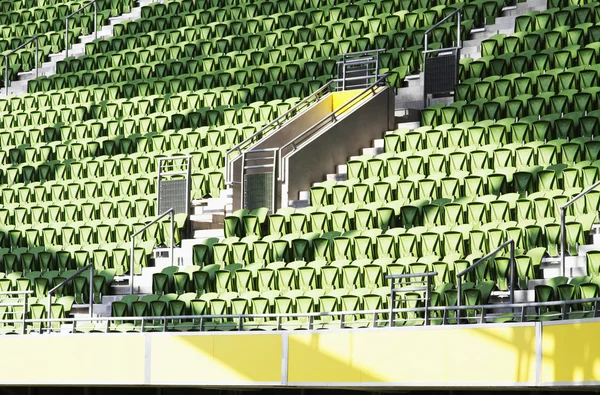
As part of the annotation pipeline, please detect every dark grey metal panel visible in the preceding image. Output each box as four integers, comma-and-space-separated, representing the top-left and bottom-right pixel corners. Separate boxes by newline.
244, 172, 273, 211
425, 54, 457, 94
158, 179, 188, 215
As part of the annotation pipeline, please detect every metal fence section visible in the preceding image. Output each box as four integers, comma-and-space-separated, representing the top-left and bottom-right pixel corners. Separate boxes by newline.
388, 272, 437, 326
5, 35, 39, 95
157, 156, 191, 216
5, 296, 600, 335
241, 148, 278, 212
423, 9, 462, 107
336, 49, 386, 91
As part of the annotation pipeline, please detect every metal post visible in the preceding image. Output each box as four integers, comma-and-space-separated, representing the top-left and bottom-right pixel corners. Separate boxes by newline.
389, 278, 394, 327
170, 210, 174, 267
560, 206, 567, 277
457, 10, 462, 48
89, 263, 94, 317
457, 279, 462, 321
65, 18, 69, 58
47, 293, 51, 321
94, 0, 98, 40
425, 275, 431, 326
22, 293, 27, 335
4, 56, 8, 96
130, 238, 135, 294
509, 240, 515, 304
35, 38, 38, 79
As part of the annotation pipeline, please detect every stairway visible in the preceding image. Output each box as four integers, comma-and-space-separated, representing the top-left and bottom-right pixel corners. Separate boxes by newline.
394, 0, 548, 111
1, 0, 156, 96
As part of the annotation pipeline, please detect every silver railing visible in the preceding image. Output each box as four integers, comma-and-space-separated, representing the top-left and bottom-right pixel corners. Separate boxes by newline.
278, 74, 388, 184
422, 9, 462, 107
423, 8, 462, 55
457, 240, 516, 309
225, 80, 336, 186
47, 263, 94, 320
0, 291, 33, 335
5, 296, 600, 334
336, 49, 386, 91
130, 208, 175, 294
388, 272, 437, 326
560, 179, 600, 276
5, 35, 39, 95
65, 0, 98, 59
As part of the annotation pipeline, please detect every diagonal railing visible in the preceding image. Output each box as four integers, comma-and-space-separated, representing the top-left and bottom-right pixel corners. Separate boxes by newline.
225, 80, 337, 186
65, 0, 98, 58
277, 74, 388, 184
5, 35, 39, 95
130, 208, 175, 293
457, 240, 516, 308
47, 263, 94, 321
560, 179, 600, 276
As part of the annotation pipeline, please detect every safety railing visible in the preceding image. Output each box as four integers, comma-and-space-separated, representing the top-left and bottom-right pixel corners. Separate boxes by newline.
6, 296, 600, 335
278, 74, 388, 184
457, 240, 516, 311
5, 35, 39, 95
0, 291, 33, 335
65, 0, 98, 59
388, 272, 437, 326
423, 8, 462, 54
130, 208, 174, 294
560, 179, 600, 276
225, 80, 336, 186
422, 9, 462, 107
47, 263, 94, 320
336, 49, 386, 91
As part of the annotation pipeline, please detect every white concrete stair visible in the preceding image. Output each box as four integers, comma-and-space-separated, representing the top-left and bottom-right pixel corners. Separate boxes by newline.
2, 0, 156, 96
395, 0, 548, 110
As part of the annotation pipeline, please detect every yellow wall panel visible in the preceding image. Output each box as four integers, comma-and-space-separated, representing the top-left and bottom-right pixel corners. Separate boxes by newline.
541, 321, 600, 383
0, 335, 145, 385
150, 334, 282, 385
289, 326, 536, 385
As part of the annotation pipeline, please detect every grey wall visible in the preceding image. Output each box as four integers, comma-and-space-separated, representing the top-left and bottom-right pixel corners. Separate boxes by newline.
283, 87, 394, 204
231, 97, 334, 212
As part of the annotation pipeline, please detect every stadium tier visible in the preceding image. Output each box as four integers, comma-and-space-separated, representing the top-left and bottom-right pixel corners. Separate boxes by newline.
0, 0, 596, 343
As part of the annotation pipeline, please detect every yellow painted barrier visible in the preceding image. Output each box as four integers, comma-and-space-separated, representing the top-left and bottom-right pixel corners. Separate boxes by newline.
0, 334, 145, 385
288, 326, 536, 385
6, 320, 600, 387
150, 333, 282, 385
541, 321, 600, 384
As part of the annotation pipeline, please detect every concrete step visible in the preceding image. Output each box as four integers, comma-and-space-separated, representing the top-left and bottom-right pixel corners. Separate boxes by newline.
192, 229, 224, 240
0, 0, 155, 98
396, 120, 421, 130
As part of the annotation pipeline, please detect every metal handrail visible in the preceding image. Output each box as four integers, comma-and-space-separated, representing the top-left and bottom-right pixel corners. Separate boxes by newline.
47, 263, 94, 320
424, 9, 461, 54
5, 35, 39, 95
9, 295, 600, 334
560, 179, 600, 276
130, 208, 175, 294
0, 290, 33, 335
388, 271, 437, 326
65, 0, 98, 59
225, 79, 336, 186
278, 74, 388, 183
457, 240, 515, 309
338, 48, 386, 58
424, 8, 461, 36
